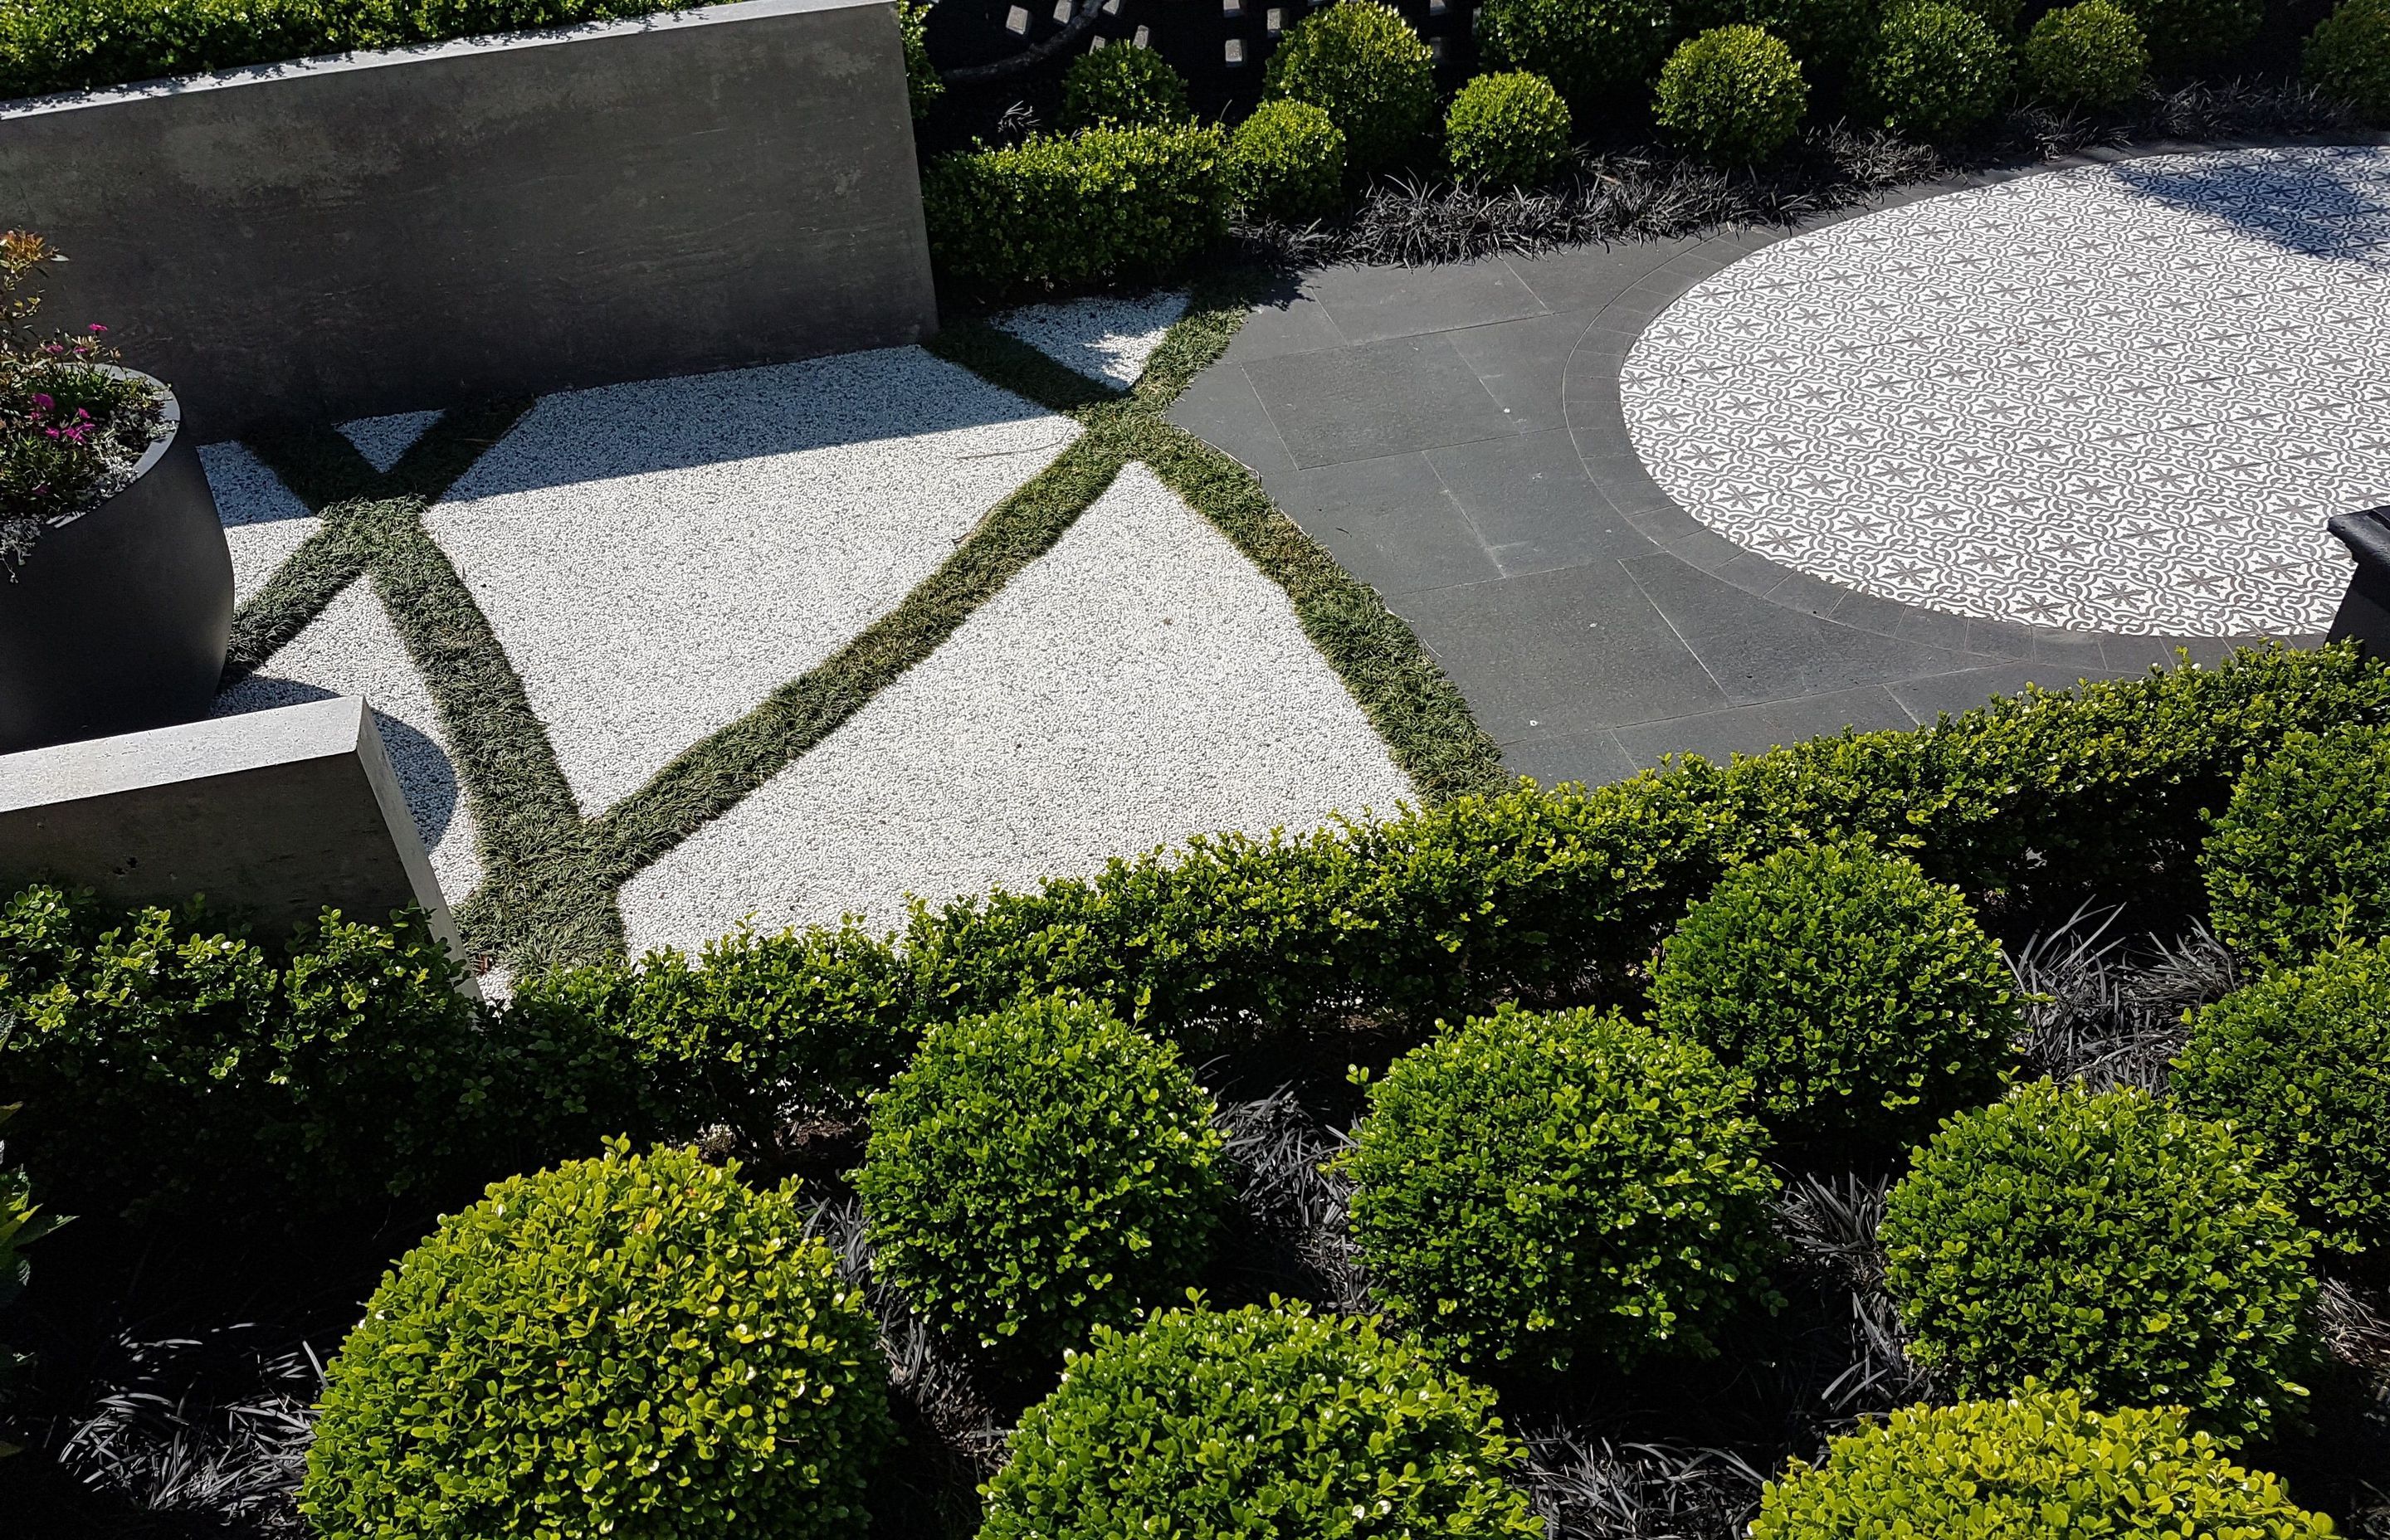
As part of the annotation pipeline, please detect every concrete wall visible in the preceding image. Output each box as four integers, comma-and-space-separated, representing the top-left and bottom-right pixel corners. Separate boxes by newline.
0, 0, 937, 440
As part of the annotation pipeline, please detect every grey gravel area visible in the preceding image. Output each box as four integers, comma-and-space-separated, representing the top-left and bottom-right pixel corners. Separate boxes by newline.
996, 290, 1190, 387
336, 409, 442, 474
200, 441, 319, 605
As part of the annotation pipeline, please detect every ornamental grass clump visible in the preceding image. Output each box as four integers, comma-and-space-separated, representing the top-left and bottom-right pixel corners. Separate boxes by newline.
1651, 842, 2018, 1148
2203, 721, 2390, 968
301, 1143, 891, 1540
1261, 0, 1437, 178
978, 1302, 1547, 1540
853, 993, 1227, 1376
1881, 1080, 2320, 1443
1228, 98, 1349, 222
1655, 26, 1810, 165
1339, 1005, 1780, 1372
1056, 41, 1188, 130
2307, 0, 2390, 123
2021, 0, 2147, 109
2173, 939, 2390, 1270
1445, 71, 1574, 188
1749, 1389, 2336, 1538
1859, 1, 2012, 140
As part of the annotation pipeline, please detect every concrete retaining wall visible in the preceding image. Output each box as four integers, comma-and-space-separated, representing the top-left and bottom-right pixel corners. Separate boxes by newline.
0, 0, 937, 440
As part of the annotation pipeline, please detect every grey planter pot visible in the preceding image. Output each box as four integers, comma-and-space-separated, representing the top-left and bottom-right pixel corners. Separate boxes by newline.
0, 375, 233, 754
2329, 506, 2390, 659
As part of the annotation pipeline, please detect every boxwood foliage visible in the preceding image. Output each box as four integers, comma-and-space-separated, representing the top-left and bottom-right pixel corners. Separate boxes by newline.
1339, 1004, 1780, 1372
1445, 71, 1575, 189
2173, 939, 2390, 1268
1655, 25, 1810, 166
1261, 0, 1438, 178
2110, 0, 2261, 71
853, 993, 1227, 1376
922, 124, 1227, 297
1479, 0, 1679, 108
1859, 1, 2013, 140
2021, 0, 2147, 107
1750, 1389, 2336, 1538
978, 1302, 1547, 1540
1227, 98, 1349, 222
2308, 0, 2390, 123
2203, 721, 2390, 969
1056, 41, 1189, 130
1651, 842, 2018, 1148
301, 1143, 891, 1540
1881, 1081, 2320, 1442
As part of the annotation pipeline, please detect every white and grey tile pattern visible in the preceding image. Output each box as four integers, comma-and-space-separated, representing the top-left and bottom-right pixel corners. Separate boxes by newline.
1622, 146, 2390, 636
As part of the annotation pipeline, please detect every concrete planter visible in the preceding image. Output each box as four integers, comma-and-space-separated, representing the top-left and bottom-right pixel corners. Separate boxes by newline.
0, 374, 234, 754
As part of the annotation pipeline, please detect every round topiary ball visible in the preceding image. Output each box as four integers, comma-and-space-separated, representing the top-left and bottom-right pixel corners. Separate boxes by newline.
1681, 0, 1874, 82
2110, 0, 2261, 72
1339, 1005, 1780, 1372
853, 993, 1227, 1377
2307, 0, 2390, 123
977, 1303, 1548, 1540
1881, 1080, 2320, 1443
1445, 71, 1575, 188
1654, 26, 1810, 164
1651, 841, 2018, 1147
1229, 98, 1349, 222
300, 1143, 890, 1540
2021, 0, 2147, 106
1478, 0, 1678, 108
2173, 939, 2390, 1270
1859, 1, 2013, 140
2203, 722, 2390, 969
1261, 0, 1437, 178
1749, 1389, 2336, 1538
1057, 42, 1189, 131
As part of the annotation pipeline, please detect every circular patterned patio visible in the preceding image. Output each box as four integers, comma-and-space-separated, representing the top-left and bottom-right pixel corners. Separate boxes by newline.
1621, 146, 2390, 636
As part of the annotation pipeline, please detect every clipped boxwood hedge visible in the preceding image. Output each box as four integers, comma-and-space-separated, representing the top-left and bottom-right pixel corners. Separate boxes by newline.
1655, 25, 1810, 165
1227, 97, 1349, 222
1881, 1081, 2319, 1442
2111, 0, 2261, 71
2308, 0, 2390, 123
1751, 1389, 2336, 1538
978, 1302, 1546, 1540
2203, 721, 2390, 968
1262, 0, 1439, 177
302, 1143, 891, 1540
1340, 1004, 1778, 1372
1445, 71, 1574, 188
2021, 0, 2147, 108
1860, 1, 2012, 140
1479, 0, 1677, 107
853, 993, 1227, 1375
1056, 41, 1189, 130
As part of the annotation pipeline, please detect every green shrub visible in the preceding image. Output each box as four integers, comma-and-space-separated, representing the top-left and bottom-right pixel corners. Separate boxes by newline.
1057, 41, 1188, 130
0, 1104, 66, 1406
978, 1302, 1546, 1540
1479, 0, 1677, 107
2021, 0, 2145, 106
854, 993, 1226, 1374
1655, 26, 1808, 164
2307, 0, 2390, 121
2203, 721, 2390, 967
2173, 939, 2390, 1267
1882, 1080, 2319, 1442
2109, 0, 2260, 71
1651, 842, 2017, 1146
900, 0, 941, 119
1340, 1005, 1779, 1372
1858, 1, 2012, 139
1445, 71, 1573, 188
1261, 0, 1437, 178
922, 124, 1227, 296
1684, 0, 1876, 80
1227, 98, 1348, 222
1750, 1389, 2336, 1538
302, 1143, 889, 1540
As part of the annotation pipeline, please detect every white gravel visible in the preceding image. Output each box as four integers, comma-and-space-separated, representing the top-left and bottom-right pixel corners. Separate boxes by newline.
426, 348, 1081, 816
997, 290, 1190, 387
200, 441, 319, 606
619, 461, 1414, 952
338, 409, 441, 474
212, 581, 483, 908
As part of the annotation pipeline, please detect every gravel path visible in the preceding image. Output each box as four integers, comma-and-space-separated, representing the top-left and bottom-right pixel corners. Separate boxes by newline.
619, 461, 1414, 952
338, 410, 441, 474
200, 441, 319, 605
997, 290, 1190, 387
427, 348, 1082, 815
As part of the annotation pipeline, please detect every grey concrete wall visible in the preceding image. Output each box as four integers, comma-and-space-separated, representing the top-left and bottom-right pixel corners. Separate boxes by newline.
0, 695, 476, 992
0, 0, 937, 440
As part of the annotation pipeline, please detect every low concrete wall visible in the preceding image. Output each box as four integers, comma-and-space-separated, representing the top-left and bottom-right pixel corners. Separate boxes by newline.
0, 0, 937, 440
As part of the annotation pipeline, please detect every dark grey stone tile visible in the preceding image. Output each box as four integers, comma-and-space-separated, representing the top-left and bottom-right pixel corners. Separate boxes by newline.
1444, 311, 1588, 435
1893, 605, 1971, 652
1827, 587, 1919, 638
1887, 663, 2129, 723
1962, 618, 2037, 661
1613, 685, 1918, 768
1766, 568, 1859, 620
1307, 257, 1548, 344
1164, 364, 1294, 476
1680, 618, 1968, 705
1426, 430, 1657, 577
2032, 631, 2111, 667
1502, 727, 1640, 787
1222, 290, 1349, 363
1661, 527, 1746, 575
1245, 334, 1522, 468
2100, 633, 2188, 674
1716, 553, 1789, 597
1267, 451, 1501, 597
1501, 239, 1700, 315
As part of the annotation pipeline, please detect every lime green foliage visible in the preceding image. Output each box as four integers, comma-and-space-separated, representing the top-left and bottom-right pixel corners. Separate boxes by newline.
1479, 0, 1677, 106
1341, 1005, 1779, 1372
900, 0, 941, 119
302, 1143, 889, 1540
1751, 1390, 2337, 1539
854, 994, 1226, 1374
1883, 1081, 2319, 1443
1860, 1, 2012, 139
1261, 0, 1437, 178
1651, 842, 2017, 1145
2022, 0, 2145, 106
1227, 98, 1349, 222
2307, 0, 2390, 122
1445, 71, 1574, 188
0, 1104, 66, 1411
1057, 41, 1188, 130
2173, 940, 2390, 1266
978, 1302, 1547, 1540
2204, 722, 2390, 967
1655, 26, 1808, 164
922, 124, 1227, 296
2109, 0, 2260, 71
